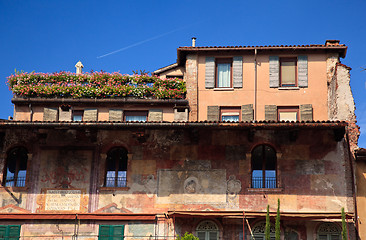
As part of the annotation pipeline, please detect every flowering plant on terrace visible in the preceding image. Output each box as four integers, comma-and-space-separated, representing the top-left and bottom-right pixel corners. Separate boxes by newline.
7, 72, 186, 99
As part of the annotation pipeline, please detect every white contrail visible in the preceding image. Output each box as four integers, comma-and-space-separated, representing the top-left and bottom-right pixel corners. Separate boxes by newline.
97, 26, 189, 59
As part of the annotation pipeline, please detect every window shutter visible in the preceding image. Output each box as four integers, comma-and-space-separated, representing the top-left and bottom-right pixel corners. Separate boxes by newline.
209, 231, 218, 240
241, 104, 254, 122
233, 56, 243, 88
330, 234, 340, 240
59, 108, 72, 121
207, 106, 219, 121
318, 235, 328, 240
109, 109, 123, 121
197, 232, 206, 240
8, 225, 21, 240
84, 109, 98, 121
99, 225, 111, 240
265, 105, 277, 121
269, 56, 279, 88
300, 104, 313, 121
298, 55, 308, 88
148, 109, 163, 121
43, 108, 58, 121
205, 57, 215, 89
112, 225, 124, 239
0, 226, 7, 238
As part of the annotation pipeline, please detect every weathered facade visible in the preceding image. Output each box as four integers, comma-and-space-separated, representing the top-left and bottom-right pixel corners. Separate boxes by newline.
0, 39, 360, 239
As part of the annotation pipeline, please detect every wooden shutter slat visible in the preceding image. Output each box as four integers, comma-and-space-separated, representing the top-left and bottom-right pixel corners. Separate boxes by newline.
265, 105, 277, 121
298, 55, 308, 87
269, 56, 279, 88
205, 57, 215, 89
84, 109, 98, 121
241, 104, 254, 122
207, 106, 219, 121
148, 109, 163, 121
300, 104, 313, 121
109, 109, 123, 121
233, 56, 243, 88
43, 108, 58, 121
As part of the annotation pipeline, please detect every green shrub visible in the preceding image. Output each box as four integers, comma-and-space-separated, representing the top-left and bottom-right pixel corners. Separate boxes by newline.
176, 232, 200, 240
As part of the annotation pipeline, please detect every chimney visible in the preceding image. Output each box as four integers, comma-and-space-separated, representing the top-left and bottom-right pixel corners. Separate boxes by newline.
75, 61, 84, 74
325, 40, 340, 46
192, 37, 196, 47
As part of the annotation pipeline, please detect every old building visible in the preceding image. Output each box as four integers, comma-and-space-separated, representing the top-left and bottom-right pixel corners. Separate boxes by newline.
0, 40, 360, 239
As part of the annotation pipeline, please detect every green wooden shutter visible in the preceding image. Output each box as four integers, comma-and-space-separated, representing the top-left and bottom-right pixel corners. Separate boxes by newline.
99, 225, 111, 240
269, 56, 279, 88
8, 225, 21, 240
205, 57, 215, 89
0, 226, 7, 238
233, 56, 243, 88
298, 55, 308, 88
207, 106, 220, 121
265, 105, 277, 121
112, 225, 124, 239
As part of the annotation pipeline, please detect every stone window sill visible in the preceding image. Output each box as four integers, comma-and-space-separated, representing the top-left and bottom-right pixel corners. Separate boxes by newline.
213, 88, 234, 91
278, 87, 300, 90
99, 187, 130, 191
247, 188, 283, 193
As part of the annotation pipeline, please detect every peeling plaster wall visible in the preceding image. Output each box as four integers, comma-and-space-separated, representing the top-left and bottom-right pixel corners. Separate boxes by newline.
0, 127, 355, 238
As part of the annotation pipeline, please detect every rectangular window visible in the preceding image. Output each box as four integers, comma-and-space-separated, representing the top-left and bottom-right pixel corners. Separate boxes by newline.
220, 107, 240, 122
72, 110, 83, 121
99, 225, 124, 240
216, 58, 232, 88
277, 107, 299, 121
124, 111, 148, 122
0, 225, 21, 239
280, 58, 297, 87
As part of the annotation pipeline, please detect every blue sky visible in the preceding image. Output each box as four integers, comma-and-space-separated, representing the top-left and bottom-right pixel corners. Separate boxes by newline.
0, 0, 365, 147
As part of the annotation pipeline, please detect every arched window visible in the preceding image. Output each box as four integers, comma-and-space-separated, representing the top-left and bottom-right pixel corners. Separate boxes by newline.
105, 147, 128, 187
251, 145, 277, 188
3, 147, 28, 187
196, 220, 219, 240
251, 222, 275, 240
317, 223, 341, 240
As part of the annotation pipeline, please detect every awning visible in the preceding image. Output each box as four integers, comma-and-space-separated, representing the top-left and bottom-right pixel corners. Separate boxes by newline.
168, 211, 354, 220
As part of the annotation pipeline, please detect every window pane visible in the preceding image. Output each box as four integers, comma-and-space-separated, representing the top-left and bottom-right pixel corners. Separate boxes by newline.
279, 112, 297, 121
5, 169, 15, 187
197, 232, 206, 240
265, 170, 276, 188
117, 171, 126, 187
252, 170, 263, 188
265, 146, 276, 170
73, 115, 82, 121
209, 231, 218, 240
222, 115, 239, 122
106, 171, 115, 187
125, 115, 147, 122
217, 63, 231, 87
16, 170, 26, 187
281, 61, 296, 85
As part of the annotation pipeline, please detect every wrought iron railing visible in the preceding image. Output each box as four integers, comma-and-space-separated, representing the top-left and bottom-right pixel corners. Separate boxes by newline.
252, 177, 276, 188
5, 177, 26, 187
105, 177, 127, 188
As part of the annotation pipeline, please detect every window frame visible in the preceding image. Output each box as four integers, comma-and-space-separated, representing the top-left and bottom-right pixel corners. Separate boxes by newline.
196, 220, 219, 240
0, 225, 21, 239
220, 107, 241, 122
280, 57, 297, 87
104, 147, 128, 188
277, 106, 299, 121
3, 147, 28, 188
215, 58, 233, 88
98, 225, 124, 240
251, 145, 277, 189
124, 111, 148, 122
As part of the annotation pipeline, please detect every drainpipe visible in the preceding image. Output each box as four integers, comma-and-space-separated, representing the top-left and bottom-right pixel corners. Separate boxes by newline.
254, 49, 258, 121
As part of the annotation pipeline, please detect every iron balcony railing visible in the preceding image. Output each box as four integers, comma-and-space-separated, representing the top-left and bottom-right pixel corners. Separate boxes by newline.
105, 177, 127, 188
252, 177, 276, 188
5, 177, 26, 187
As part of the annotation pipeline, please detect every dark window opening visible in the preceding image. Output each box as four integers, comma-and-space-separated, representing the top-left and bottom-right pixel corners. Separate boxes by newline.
3, 147, 28, 187
105, 147, 128, 187
251, 145, 277, 188
73, 110, 83, 121
124, 111, 148, 122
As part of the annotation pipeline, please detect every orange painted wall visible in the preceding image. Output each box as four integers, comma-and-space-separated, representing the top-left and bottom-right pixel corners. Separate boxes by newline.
196, 54, 328, 121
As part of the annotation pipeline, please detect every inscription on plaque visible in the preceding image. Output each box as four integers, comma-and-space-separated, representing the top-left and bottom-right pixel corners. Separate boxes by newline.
45, 190, 81, 211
